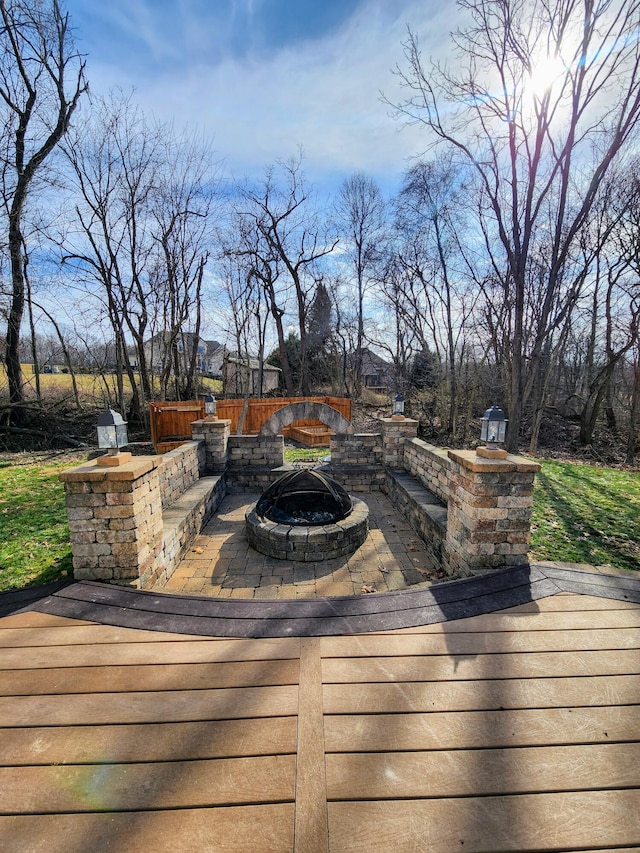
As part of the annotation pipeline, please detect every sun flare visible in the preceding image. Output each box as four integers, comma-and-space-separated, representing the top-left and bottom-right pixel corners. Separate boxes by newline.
527, 55, 567, 101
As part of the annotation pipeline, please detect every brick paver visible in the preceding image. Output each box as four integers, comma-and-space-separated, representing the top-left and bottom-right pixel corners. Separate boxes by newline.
159, 492, 449, 598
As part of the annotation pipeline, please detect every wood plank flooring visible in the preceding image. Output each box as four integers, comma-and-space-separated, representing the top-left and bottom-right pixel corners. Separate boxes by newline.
0, 586, 639, 851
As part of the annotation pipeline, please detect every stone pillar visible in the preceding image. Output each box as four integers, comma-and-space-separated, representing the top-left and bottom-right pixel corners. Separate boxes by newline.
190, 418, 232, 473
446, 450, 541, 576
379, 417, 419, 469
59, 457, 163, 584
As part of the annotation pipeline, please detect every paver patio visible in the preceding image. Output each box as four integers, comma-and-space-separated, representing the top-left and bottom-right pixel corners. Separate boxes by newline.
159, 492, 449, 599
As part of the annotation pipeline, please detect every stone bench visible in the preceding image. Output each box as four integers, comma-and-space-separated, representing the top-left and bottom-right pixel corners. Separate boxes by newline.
384, 469, 448, 574
141, 474, 226, 589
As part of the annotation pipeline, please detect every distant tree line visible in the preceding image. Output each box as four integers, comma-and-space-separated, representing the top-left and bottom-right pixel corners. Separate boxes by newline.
1, 0, 639, 462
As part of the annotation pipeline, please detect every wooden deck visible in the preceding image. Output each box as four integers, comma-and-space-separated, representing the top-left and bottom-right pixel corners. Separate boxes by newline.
0, 566, 639, 851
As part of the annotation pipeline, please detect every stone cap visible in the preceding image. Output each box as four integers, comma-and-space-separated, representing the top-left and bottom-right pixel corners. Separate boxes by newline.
448, 449, 541, 474
59, 455, 161, 483
191, 418, 232, 427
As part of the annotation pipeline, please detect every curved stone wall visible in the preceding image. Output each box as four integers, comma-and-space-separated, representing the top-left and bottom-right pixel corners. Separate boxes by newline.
245, 497, 369, 562
258, 401, 354, 436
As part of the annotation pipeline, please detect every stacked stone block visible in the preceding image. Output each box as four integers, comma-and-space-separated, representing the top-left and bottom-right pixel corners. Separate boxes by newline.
318, 463, 386, 493
190, 418, 232, 473
379, 418, 419, 469
330, 433, 383, 466
157, 440, 204, 508
245, 497, 369, 562
446, 450, 540, 576
142, 475, 225, 589
225, 466, 288, 494
60, 458, 163, 583
227, 435, 285, 468
384, 469, 448, 573
223, 435, 286, 493
403, 438, 450, 504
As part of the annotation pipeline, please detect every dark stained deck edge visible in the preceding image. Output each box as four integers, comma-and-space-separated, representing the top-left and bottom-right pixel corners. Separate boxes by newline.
0, 580, 73, 619
0, 563, 636, 638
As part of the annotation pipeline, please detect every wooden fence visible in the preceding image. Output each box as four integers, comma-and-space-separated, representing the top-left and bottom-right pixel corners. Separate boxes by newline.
215, 396, 351, 436
149, 401, 206, 453
149, 397, 352, 451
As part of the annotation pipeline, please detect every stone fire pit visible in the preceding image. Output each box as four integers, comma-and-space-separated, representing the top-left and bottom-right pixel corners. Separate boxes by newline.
245, 469, 369, 562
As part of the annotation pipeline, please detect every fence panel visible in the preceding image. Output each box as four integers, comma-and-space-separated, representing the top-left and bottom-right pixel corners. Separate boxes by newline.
150, 397, 352, 448
149, 402, 206, 447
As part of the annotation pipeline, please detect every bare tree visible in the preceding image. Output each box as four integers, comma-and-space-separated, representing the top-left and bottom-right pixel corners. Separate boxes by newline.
62, 92, 159, 421
216, 250, 268, 430
226, 206, 296, 395
393, 156, 479, 436
0, 0, 87, 419
237, 156, 338, 395
391, 0, 640, 451
151, 130, 216, 400
334, 173, 387, 397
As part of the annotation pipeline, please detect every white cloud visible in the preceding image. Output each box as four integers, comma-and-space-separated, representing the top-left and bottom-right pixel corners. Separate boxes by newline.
80, 0, 459, 195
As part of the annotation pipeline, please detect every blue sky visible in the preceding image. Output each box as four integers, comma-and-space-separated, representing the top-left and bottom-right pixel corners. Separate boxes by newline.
63, 0, 456, 198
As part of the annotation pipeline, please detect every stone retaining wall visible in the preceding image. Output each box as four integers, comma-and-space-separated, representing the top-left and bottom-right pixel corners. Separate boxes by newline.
157, 440, 204, 508
227, 435, 285, 468
60, 412, 541, 587
404, 438, 450, 504
384, 469, 448, 574
318, 464, 386, 493
330, 433, 383, 466
225, 466, 289, 494
143, 475, 225, 589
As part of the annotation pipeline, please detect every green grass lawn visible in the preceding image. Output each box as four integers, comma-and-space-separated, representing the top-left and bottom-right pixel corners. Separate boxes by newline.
0, 456, 77, 592
530, 459, 640, 573
0, 454, 637, 593
283, 446, 329, 463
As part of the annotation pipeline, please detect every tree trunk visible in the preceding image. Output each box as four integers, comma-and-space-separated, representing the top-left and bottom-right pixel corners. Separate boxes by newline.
626, 349, 639, 464
26, 267, 41, 404
6, 210, 26, 420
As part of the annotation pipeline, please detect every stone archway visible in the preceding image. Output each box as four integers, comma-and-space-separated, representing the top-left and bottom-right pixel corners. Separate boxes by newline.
258, 401, 354, 436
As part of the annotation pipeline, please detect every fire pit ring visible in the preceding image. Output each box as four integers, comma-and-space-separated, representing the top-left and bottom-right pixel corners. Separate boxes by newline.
245, 469, 369, 562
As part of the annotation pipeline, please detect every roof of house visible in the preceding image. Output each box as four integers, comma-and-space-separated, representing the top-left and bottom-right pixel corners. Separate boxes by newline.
225, 354, 282, 372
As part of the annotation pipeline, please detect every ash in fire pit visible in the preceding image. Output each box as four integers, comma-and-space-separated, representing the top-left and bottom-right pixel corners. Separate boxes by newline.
246, 469, 369, 562
256, 469, 352, 526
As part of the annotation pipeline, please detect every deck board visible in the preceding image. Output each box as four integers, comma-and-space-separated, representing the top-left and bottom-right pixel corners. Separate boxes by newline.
328, 791, 640, 852
0, 569, 639, 851
0, 685, 299, 726
0, 660, 300, 694
0, 805, 295, 853
322, 673, 640, 713
0, 718, 298, 764
326, 742, 640, 798
1, 755, 296, 812
320, 626, 640, 655
322, 648, 640, 681
324, 705, 640, 751
0, 638, 301, 668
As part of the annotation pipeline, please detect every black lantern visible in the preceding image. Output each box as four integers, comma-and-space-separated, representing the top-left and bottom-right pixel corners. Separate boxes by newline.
204, 393, 217, 418
392, 393, 405, 419
478, 404, 508, 458
96, 409, 131, 466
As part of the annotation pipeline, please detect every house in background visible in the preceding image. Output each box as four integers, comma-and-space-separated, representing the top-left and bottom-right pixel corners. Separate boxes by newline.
223, 353, 281, 397
139, 332, 227, 378
357, 347, 395, 392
